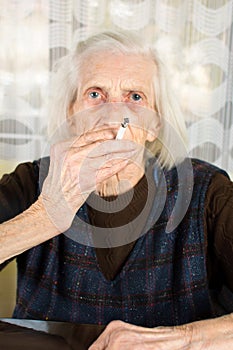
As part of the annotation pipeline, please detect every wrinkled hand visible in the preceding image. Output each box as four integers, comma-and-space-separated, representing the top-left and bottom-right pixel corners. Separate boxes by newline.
89, 315, 233, 350
40, 128, 138, 232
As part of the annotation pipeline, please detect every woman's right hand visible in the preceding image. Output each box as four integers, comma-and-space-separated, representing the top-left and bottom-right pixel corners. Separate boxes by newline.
40, 127, 137, 232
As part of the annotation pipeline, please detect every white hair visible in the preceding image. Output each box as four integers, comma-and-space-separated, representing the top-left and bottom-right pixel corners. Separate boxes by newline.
47, 30, 188, 169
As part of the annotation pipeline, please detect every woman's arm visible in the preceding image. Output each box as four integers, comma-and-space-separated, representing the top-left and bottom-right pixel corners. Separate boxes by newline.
0, 197, 60, 264
89, 315, 233, 349
0, 161, 41, 267
0, 128, 137, 264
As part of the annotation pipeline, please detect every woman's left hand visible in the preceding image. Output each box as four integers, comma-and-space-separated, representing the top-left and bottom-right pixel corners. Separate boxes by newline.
88, 314, 233, 350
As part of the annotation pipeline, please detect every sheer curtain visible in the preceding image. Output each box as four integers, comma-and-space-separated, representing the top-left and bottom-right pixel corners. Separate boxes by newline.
0, 0, 49, 164
0, 0, 232, 176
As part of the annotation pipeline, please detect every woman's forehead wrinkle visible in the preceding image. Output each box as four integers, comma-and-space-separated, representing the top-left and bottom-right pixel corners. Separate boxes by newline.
81, 78, 151, 94
80, 69, 154, 94
79, 52, 155, 81
75, 53, 156, 108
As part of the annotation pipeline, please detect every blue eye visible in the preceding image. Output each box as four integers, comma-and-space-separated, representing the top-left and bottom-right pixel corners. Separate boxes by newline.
89, 91, 100, 99
131, 93, 142, 101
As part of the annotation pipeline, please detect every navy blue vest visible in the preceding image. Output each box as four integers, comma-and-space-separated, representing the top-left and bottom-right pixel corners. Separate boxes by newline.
13, 158, 228, 326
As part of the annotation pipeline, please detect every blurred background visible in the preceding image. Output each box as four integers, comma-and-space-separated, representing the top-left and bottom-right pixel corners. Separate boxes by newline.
0, 0, 232, 317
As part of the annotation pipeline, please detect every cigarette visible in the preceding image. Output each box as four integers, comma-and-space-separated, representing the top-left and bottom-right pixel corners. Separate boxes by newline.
116, 117, 129, 140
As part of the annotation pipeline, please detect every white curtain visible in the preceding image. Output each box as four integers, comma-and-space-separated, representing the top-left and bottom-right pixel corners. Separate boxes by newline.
0, 0, 49, 162
0, 0, 232, 175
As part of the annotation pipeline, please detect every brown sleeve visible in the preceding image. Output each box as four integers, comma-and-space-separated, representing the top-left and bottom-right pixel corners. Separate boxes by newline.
0, 162, 39, 224
0, 162, 39, 270
205, 172, 233, 292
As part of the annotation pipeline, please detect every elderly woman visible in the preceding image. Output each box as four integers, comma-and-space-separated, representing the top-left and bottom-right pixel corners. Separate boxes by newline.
0, 30, 233, 349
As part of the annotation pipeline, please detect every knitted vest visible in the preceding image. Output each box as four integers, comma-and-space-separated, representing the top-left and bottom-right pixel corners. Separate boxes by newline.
13, 158, 228, 326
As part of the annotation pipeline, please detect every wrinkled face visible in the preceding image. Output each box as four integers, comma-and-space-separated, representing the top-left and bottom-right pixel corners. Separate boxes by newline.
68, 52, 159, 195
69, 52, 157, 128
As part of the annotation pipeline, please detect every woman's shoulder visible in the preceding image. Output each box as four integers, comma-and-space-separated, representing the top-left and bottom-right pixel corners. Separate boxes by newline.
0, 160, 41, 223
190, 158, 230, 178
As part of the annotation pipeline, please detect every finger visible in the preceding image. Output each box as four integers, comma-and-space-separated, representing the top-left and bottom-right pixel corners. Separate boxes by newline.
88, 329, 159, 350
50, 129, 116, 157
72, 140, 139, 161
88, 321, 126, 350
88, 332, 108, 350
96, 159, 129, 183
88, 321, 143, 350
71, 128, 118, 148
88, 327, 187, 350
88, 321, 175, 349
61, 147, 136, 177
